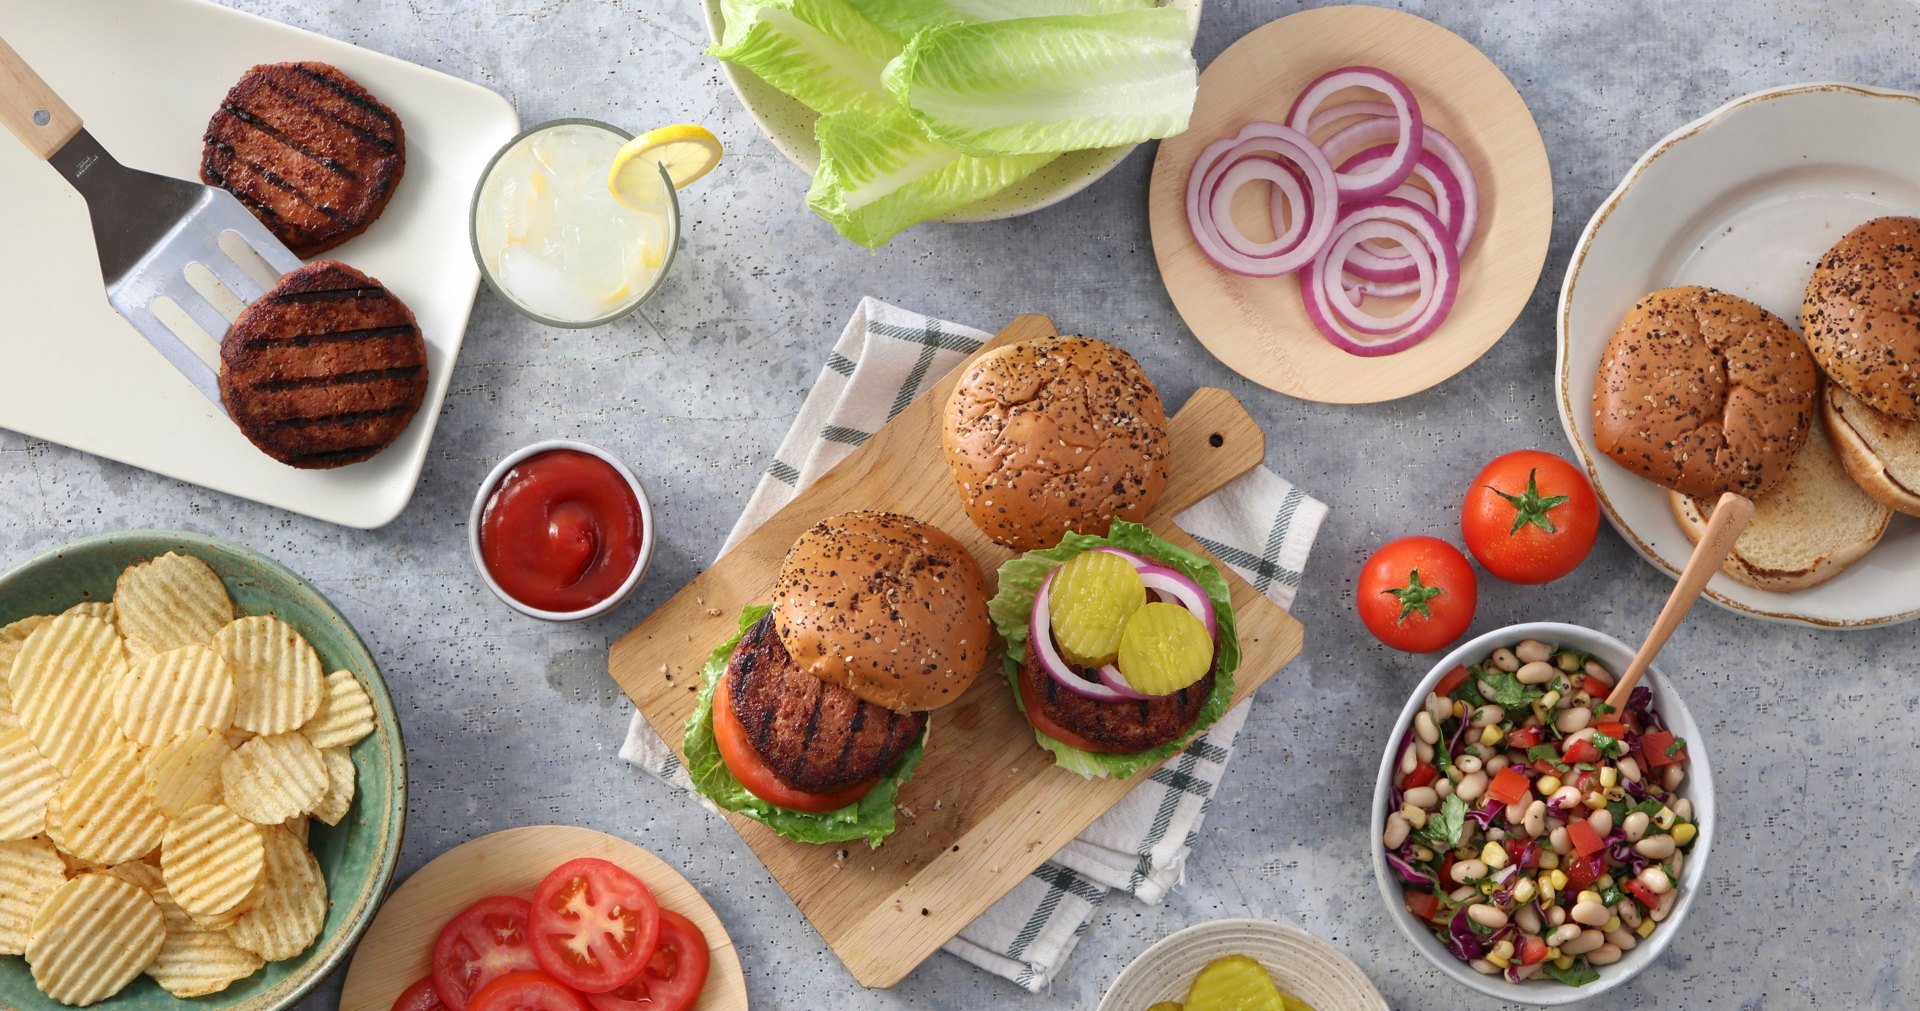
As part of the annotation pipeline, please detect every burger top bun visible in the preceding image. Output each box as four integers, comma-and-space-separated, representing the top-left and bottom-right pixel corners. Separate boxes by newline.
1824, 383, 1920, 517
771, 510, 991, 713
1591, 285, 1819, 500
942, 336, 1169, 551
1803, 216, 1920, 420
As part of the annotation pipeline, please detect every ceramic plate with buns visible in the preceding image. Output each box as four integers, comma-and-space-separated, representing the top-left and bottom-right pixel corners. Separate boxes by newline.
1557, 82, 1920, 627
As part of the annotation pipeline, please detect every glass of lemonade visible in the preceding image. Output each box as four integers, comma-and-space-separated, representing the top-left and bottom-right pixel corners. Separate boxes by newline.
470, 119, 680, 328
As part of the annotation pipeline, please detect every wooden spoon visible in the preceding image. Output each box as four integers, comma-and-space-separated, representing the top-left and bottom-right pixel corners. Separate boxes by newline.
1604, 492, 1755, 711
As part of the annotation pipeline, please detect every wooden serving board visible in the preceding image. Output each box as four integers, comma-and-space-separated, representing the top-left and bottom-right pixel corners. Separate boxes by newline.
336, 826, 748, 1010
608, 314, 1304, 988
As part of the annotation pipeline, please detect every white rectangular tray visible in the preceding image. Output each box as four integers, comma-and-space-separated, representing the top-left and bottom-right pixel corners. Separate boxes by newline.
0, 0, 519, 528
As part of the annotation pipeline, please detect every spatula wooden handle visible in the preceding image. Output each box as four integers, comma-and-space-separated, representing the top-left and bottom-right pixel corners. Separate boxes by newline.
0, 35, 82, 160
1605, 492, 1754, 711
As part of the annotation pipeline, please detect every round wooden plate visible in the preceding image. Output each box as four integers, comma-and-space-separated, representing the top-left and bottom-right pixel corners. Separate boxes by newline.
338, 825, 747, 1010
1148, 6, 1553, 404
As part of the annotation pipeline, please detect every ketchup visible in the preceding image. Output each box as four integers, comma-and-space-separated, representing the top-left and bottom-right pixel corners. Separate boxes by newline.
479, 450, 642, 613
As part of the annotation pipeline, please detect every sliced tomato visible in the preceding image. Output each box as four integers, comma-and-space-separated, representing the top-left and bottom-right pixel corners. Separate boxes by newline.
1624, 879, 1662, 909
530, 858, 661, 993
1565, 819, 1605, 858
1581, 675, 1613, 698
433, 896, 541, 1011
1529, 759, 1559, 777
394, 976, 447, 1011
1505, 725, 1545, 750
1434, 664, 1472, 698
1401, 762, 1438, 789
1564, 853, 1604, 894
585, 911, 711, 1011
1485, 767, 1531, 807
1642, 730, 1687, 768
468, 971, 590, 1011
1519, 934, 1550, 966
1593, 721, 1627, 741
714, 672, 877, 811
1016, 662, 1125, 755
1403, 889, 1440, 923
1561, 738, 1600, 765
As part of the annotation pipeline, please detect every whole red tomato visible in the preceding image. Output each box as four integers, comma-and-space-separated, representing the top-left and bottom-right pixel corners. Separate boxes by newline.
1357, 536, 1477, 653
1461, 451, 1599, 584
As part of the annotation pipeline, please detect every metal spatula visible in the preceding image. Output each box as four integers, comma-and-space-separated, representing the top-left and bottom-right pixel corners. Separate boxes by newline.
0, 35, 302, 408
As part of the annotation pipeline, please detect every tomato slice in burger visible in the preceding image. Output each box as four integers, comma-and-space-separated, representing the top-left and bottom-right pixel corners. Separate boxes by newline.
529, 858, 661, 993
711, 672, 877, 812
584, 911, 711, 1011
467, 970, 590, 1011
433, 896, 541, 1011
393, 976, 447, 1011
1015, 665, 1117, 754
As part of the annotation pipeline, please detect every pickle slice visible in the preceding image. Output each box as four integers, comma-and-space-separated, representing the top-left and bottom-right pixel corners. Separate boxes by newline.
1115, 602, 1213, 696
1047, 551, 1146, 669
1181, 954, 1297, 1011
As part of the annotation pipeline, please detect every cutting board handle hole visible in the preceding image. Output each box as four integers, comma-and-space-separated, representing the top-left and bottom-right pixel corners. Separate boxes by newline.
33, 110, 50, 126
1209, 432, 1224, 448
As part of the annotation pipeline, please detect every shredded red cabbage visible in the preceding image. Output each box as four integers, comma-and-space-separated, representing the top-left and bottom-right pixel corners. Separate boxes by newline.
1465, 799, 1503, 830
1445, 907, 1485, 961
1388, 846, 1436, 886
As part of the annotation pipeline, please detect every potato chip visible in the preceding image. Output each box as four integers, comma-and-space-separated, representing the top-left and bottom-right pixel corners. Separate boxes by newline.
124, 637, 159, 663
8, 614, 128, 774
301, 668, 375, 749
0, 837, 66, 954
213, 616, 323, 735
144, 728, 231, 817
110, 858, 264, 994
223, 825, 324, 961
109, 644, 236, 747
161, 804, 264, 923
47, 739, 167, 867
0, 614, 52, 675
223, 726, 256, 750
282, 815, 309, 845
309, 746, 356, 826
220, 733, 326, 825
0, 726, 62, 840
59, 601, 113, 624
114, 552, 233, 654
25, 872, 165, 1006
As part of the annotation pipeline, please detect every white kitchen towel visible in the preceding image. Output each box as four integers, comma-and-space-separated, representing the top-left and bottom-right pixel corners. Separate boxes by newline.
619, 297, 1326, 992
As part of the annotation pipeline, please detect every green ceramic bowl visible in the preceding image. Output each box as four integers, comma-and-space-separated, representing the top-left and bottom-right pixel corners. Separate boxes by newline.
0, 530, 406, 1010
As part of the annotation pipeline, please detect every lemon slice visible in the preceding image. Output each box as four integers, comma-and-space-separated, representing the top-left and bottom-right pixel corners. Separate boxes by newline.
609, 124, 722, 209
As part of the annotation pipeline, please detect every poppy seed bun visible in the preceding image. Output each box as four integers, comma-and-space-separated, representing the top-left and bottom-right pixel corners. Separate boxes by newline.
1824, 383, 1920, 516
942, 337, 1169, 551
1803, 216, 1920, 420
1592, 285, 1818, 499
771, 511, 991, 713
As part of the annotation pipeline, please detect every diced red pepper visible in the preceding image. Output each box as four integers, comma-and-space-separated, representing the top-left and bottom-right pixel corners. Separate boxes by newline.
1624, 879, 1662, 909
1439, 853, 1456, 884
1506, 725, 1545, 749
1581, 675, 1612, 698
1486, 766, 1531, 807
1529, 759, 1559, 777
1569, 770, 1596, 795
1593, 721, 1627, 740
1642, 730, 1686, 768
1562, 738, 1600, 765
1435, 665, 1472, 698
1404, 888, 1441, 922
1564, 853, 1604, 893
1565, 819, 1605, 859
1506, 838, 1539, 871
1403, 762, 1438, 789
1519, 934, 1550, 965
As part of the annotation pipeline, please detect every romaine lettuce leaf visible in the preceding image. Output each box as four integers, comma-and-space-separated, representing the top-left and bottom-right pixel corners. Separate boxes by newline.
682, 605, 925, 847
844, 0, 1155, 37
806, 109, 1054, 248
881, 9, 1197, 156
989, 521, 1239, 780
710, 0, 903, 117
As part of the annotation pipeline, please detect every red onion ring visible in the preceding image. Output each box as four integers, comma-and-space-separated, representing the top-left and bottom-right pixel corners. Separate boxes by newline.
1184, 122, 1338, 277
1286, 67, 1423, 200
1337, 145, 1466, 282
1209, 158, 1310, 258
1096, 663, 1153, 700
1136, 564, 1217, 638
1029, 569, 1133, 702
1301, 198, 1460, 358
1322, 220, 1436, 334
1316, 113, 1479, 256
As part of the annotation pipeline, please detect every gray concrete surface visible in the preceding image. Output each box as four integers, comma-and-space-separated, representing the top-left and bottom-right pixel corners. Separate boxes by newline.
3, 0, 1918, 1007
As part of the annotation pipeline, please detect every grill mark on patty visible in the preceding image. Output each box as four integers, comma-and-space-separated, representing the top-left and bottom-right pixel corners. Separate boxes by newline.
241, 324, 415, 351
282, 445, 392, 466
267, 405, 414, 430
247, 365, 422, 393
198, 165, 320, 240
264, 77, 397, 151
296, 64, 399, 127
218, 103, 361, 179
206, 141, 340, 216
268, 285, 389, 304
1023, 636, 1211, 754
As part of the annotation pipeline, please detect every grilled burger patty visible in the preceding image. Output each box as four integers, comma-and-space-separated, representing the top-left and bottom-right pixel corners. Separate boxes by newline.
726, 614, 926, 794
219, 261, 427, 469
1020, 636, 1212, 754
201, 61, 405, 257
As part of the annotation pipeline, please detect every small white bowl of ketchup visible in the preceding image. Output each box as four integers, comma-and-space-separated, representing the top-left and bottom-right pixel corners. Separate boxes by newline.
469, 440, 655, 621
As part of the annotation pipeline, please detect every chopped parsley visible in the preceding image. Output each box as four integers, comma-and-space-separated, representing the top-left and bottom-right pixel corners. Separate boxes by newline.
1420, 794, 1468, 851
1598, 884, 1625, 907
1449, 670, 1488, 708
1543, 959, 1600, 987
1480, 668, 1544, 708
1526, 744, 1562, 764
1592, 700, 1617, 716
1665, 736, 1689, 759
1590, 732, 1625, 758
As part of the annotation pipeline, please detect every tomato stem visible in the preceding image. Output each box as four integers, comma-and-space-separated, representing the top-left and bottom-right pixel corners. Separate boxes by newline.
1382, 567, 1443, 622
1491, 468, 1571, 536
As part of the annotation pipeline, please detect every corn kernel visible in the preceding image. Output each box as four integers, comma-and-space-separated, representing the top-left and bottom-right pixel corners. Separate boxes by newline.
1538, 851, 1560, 870
1453, 700, 1468, 719
1402, 804, 1428, 829
1584, 791, 1607, 810
1492, 940, 1514, 960
1553, 955, 1575, 971
1654, 805, 1677, 829
1577, 890, 1601, 906
1599, 767, 1619, 789
1672, 823, 1697, 846
1548, 870, 1568, 890
1480, 882, 1496, 895
1637, 918, 1657, 938
1596, 874, 1615, 890
1540, 690, 1562, 710
1547, 948, 1561, 960
1480, 725, 1503, 747
1537, 883, 1555, 905
1605, 785, 1628, 802
1482, 842, 1508, 869
1411, 844, 1433, 861
1605, 916, 1622, 933
1513, 879, 1537, 904
1536, 775, 1561, 796
1487, 951, 1511, 969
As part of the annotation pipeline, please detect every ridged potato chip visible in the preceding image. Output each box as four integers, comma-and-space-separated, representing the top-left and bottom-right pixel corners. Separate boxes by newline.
109, 644, 236, 747
310, 746, 356, 826
283, 816, 309, 845
0, 837, 66, 955
301, 668, 375, 749
110, 860, 263, 995
0, 726, 62, 840
0, 614, 52, 674
144, 728, 230, 817
114, 553, 233, 654
220, 733, 326, 825
213, 617, 322, 735
47, 739, 167, 867
224, 825, 324, 961
59, 601, 113, 623
161, 804, 264, 923
8, 614, 128, 774
124, 637, 159, 662
223, 726, 256, 750
26, 872, 165, 1006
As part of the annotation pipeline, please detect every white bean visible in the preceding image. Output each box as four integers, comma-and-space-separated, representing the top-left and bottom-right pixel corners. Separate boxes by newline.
1636, 835, 1677, 859
1516, 640, 1553, 663
1672, 797, 1694, 822
1491, 648, 1521, 673
1435, 778, 1454, 798
1485, 755, 1510, 774
1451, 859, 1489, 883
1450, 885, 1478, 903
1544, 923, 1581, 947
1514, 962, 1545, 981
1456, 754, 1484, 775
1550, 785, 1583, 811
1564, 727, 1597, 746
1415, 710, 1441, 745
1468, 904, 1509, 929
1588, 943, 1624, 966
1638, 866, 1672, 895
1505, 800, 1528, 825
1469, 958, 1499, 976
1549, 826, 1571, 854
1618, 756, 1643, 783
1570, 901, 1610, 926
1383, 814, 1410, 848
1546, 905, 1568, 927
1414, 740, 1435, 762
1582, 659, 1613, 684
1623, 811, 1650, 842
1561, 928, 1607, 955
1651, 889, 1677, 922
1618, 901, 1642, 929
1517, 660, 1558, 685
1523, 800, 1547, 838
1472, 705, 1505, 728
1606, 927, 1638, 952
1586, 809, 1613, 837
1515, 904, 1542, 934
1399, 746, 1417, 776
1427, 693, 1451, 723
1670, 851, 1685, 878
1556, 707, 1592, 733
1456, 771, 1489, 802
1664, 764, 1687, 790
1404, 786, 1439, 809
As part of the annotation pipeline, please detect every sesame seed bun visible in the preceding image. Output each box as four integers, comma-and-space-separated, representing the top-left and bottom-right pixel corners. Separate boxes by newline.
1591, 285, 1818, 499
1823, 383, 1920, 517
770, 510, 991, 713
1803, 216, 1920, 421
942, 337, 1169, 551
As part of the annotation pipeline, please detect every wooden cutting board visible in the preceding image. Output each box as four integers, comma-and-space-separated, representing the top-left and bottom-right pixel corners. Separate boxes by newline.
608, 313, 1304, 988
336, 825, 748, 1010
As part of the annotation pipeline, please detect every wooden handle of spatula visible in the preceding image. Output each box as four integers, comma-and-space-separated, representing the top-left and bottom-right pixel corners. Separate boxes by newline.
1605, 492, 1754, 711
0, 35, 82, 160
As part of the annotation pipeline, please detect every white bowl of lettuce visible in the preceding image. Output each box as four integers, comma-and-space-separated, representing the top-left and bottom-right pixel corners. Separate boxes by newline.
704, 0, 1203, 247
